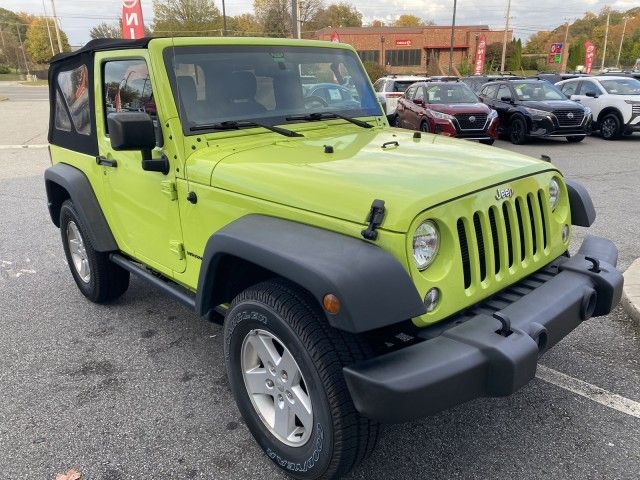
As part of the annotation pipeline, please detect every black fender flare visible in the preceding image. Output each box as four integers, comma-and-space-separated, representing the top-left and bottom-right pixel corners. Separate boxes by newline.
44, 163, 118, 252
597, 106, 624, 125
195, 215, 426, 333
565, 179, 596, 227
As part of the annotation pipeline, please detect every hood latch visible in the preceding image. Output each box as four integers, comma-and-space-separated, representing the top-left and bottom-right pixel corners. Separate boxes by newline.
361, 199, 386, 241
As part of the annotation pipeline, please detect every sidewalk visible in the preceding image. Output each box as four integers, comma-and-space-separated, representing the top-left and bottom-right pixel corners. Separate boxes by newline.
622, 258, 640, 325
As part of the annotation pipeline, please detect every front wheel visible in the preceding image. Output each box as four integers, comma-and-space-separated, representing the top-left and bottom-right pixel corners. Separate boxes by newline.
566, 135, 585, 143
420, 120, 430, 132
224, 280, 379, 480
509, 116, 527, 144
600, 113, 622, 140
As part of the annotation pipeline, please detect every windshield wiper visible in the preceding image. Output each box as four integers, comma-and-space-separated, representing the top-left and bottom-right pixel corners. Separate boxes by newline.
286, 112, 373, 129
190, 120, 303, 137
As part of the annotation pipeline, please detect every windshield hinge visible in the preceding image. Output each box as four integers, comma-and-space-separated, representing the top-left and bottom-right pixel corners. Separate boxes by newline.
161, 180, 177, 201
361, 199, 386, 241
169, 240, 185, 260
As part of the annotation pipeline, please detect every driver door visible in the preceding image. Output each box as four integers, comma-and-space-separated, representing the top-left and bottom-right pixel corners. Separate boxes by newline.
95, 51, 186, 274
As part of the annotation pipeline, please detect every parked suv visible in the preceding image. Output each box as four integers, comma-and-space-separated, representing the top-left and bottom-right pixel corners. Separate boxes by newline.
372, 74, 429, 120
556, 75, 640, 139
479, 79, 592, 144
45, 37, 622, 480
396, 81, 499, 144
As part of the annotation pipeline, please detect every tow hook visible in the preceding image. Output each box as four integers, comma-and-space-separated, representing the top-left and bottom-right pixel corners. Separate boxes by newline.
585, 256, 601, 273
493, 311, 513, 337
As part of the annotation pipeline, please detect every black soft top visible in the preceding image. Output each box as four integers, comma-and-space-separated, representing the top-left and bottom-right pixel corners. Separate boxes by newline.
50, 37, 153, 64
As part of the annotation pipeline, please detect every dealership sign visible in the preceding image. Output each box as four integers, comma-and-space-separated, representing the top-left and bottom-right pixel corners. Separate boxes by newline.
122, 0, 145, 39
548, 43, 563, 64
473, 35, 487, 75
584, 41, 596, 74
396, 40, 412, 47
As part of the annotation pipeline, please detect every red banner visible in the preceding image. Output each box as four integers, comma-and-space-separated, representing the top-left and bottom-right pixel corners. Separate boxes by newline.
330, 31, 340, 43
122, 0, 145, 39
473, 35, 487, 75
584, 41, 596, 74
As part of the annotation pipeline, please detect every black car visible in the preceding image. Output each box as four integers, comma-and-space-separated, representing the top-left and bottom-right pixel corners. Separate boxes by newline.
478, 79, 592, 144
528, 73, 590, 85
461, 74, 525, 93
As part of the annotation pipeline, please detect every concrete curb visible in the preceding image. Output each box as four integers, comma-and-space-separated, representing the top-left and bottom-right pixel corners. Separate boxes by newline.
621, 258, 640, 325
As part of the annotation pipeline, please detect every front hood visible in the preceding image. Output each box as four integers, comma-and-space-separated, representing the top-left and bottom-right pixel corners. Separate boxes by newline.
521, 99, 584, 111
207, 128, 555, 232
429, 103, 491, 114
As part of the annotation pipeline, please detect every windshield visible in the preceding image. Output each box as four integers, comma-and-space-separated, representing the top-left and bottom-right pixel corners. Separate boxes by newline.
164, 45, 381, 131
425, 83, 478, 104
599, 78, 640, 95
511, 82, 566, 101
391, 81, 419, 93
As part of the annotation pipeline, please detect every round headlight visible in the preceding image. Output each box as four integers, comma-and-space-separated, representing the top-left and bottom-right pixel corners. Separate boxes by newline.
549, 178, 560, 211
413, 221, 439, 270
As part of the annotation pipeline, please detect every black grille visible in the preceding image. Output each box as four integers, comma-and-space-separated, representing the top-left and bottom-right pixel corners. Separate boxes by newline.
457, 219, 471, 289
455, 113, 488, 130
553, 109, 584, 127
633, 105, 640, 116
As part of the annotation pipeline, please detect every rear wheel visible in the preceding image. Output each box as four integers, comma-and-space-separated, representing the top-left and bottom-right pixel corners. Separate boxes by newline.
509, 116, 527, 144
600, 113, 622, 140
420, 120, 430, 133
224, 280, 379, 480
59, 200, 129, 303
566, 135, 585, 143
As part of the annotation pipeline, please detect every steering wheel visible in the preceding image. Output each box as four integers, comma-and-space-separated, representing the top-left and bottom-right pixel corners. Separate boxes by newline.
304, 95, 328, 110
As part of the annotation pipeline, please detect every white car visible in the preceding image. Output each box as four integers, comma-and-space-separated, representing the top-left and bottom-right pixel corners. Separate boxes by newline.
556, 75, 640, 139
373, 75, 430, 118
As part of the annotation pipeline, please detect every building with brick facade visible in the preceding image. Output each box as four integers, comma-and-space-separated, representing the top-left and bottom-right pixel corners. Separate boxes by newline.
315, 26, 511, 75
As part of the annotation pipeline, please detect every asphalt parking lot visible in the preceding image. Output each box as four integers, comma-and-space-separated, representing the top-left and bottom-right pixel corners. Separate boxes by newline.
0, 82, 638, 479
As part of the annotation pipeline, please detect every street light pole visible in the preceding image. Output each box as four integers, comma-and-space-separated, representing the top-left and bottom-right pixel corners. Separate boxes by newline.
222, 0, 227, 36
616, 16, 628, 68
601, 10, 610, 71
500, 0, 512, 73
448, 0, 457, 75
42, 0, 55, 57
49, 0, 63, 53
15, 25, 30, 77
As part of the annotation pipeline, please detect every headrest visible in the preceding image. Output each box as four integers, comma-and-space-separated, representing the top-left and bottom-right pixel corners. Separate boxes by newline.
177, 75, 197, 104
229, 71, 257, 100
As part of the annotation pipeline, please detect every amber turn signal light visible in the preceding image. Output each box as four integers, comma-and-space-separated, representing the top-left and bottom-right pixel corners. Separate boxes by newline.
323, 294, 341, 315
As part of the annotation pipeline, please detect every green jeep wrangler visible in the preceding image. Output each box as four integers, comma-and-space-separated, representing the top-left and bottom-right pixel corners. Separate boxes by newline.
45, 37, 623, 479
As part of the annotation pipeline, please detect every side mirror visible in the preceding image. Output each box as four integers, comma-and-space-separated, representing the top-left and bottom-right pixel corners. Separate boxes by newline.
107, 112, 169, 175
585, 91, 597, 98
413, 98, 424, 106
500, 96, 512, 102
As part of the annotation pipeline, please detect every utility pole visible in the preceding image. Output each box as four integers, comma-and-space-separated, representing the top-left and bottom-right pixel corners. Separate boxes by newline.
560, 21, 570, 73
448, 0, 457, 75
15, 25, 30, 77
222, 0, 227, 36
50, 0, 63, 53
500, 0, 512, 73
43, 0, 55, 57
601, 10, 610, 71
616, 16, 628, 68
291, 0, 301, 39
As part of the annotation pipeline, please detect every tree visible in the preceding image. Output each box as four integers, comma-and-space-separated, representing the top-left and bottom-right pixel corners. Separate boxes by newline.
567, 40, 586, 70
508, 38, 522, 71
0, 7, 28, 38
392, 15, 424, 27
370, 20, 385, 28
152, 0, 222, 36
306, 2, 363, 30
362, 60, 387, 82
485, 41, 514, 72
90, 21, 122, 39
25, 17, 70, 64
254, 0, 290, 37
227, 13, 261, 36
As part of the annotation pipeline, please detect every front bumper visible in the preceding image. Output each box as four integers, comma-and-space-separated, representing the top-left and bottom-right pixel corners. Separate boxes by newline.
343, 235, 623, 423
529, 114, 591, 138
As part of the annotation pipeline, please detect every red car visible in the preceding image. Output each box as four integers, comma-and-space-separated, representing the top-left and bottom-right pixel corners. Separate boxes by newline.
395, 81, 499, 144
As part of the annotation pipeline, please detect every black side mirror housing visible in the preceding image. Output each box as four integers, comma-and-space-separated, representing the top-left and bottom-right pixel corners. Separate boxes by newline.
500, 96, 512, 102
585, 91, 597, 98
107, 112, 169, 175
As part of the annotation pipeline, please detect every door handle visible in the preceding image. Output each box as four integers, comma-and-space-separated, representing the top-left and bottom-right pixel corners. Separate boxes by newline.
96, 156, 117, 168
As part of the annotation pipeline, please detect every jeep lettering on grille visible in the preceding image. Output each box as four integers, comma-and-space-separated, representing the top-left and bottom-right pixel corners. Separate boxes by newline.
495, 188, 513, 200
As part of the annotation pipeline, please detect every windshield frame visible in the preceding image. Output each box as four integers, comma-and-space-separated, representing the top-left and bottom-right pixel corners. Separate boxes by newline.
163, 44, 383, 136
599, 78, 640, 95
511, 81, 567, 101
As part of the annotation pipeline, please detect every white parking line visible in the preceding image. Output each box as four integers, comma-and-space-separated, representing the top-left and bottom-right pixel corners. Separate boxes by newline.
0, 144, 49, 150
536, 365, 640, 419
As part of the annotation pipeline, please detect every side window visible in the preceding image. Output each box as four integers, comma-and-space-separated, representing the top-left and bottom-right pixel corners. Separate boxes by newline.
481, 84, 497, 99
561, 82, 578, 96
405, 85, 417, 100
373, 79, 384, 92
579, 81, 599, 96
103, 59, 154, 131
497, 84, 511, 101
56, 64, 91, 135
414, 86, 425, 102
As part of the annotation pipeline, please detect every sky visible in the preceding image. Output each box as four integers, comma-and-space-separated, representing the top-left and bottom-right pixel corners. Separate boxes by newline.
1, 0, 638, 46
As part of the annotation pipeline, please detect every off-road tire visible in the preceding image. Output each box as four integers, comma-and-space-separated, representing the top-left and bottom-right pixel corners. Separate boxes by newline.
566, 135, 585, 143
600, 113, 622, 140
59, 200, 129, 303
509, 116, 527, 144
224, 280, 379, 480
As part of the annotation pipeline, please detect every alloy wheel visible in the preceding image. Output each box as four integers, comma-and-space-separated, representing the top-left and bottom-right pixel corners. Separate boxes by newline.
66, 221, 90, 283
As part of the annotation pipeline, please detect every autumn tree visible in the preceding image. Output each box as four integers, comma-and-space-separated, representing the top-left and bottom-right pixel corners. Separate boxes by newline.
485, 41, 514, 72
152, 0, 222, 36
306, 2, 363, 30
362, 60, 387, 82
90, 21, 122, 39
226, 13, 261, 36
0, 8, 30, 70
25, 17, 70, 63
392, 14, 429, 27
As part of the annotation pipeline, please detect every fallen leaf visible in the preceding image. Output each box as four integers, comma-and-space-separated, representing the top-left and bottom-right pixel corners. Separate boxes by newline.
55, 468, 81, 480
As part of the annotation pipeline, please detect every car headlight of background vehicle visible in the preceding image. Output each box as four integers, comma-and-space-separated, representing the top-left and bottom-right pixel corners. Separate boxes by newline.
549, 178, 560, 211
524, 107, 553, 118
430, 110, 455, 121
583, 106, 592, 117
413, 221, 440, 270
488, 109, 498, 119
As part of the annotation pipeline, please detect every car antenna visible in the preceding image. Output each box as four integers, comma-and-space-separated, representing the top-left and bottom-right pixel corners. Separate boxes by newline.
540, 155, 551, 162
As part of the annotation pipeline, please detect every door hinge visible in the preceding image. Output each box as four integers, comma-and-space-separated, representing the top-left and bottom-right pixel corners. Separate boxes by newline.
170, 241, 185, 260
161, 180, 177, 201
